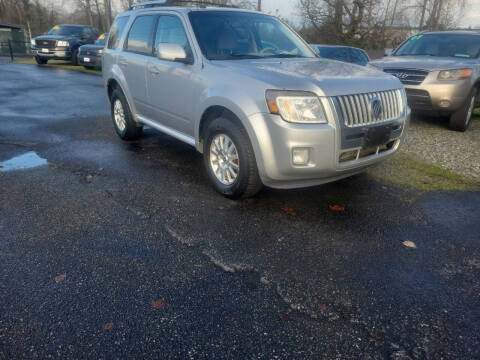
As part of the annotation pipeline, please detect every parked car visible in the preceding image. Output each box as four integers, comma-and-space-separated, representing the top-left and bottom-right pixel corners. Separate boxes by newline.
311, 45, 371, 66
31, 24, 99, 65
78, 33, 107, 70
370, 31, 480, 131
103, 1, 410, 198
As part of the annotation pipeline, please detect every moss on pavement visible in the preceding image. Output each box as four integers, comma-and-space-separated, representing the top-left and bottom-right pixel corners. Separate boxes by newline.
14, 58, 101, 75
369, 152, 480, 192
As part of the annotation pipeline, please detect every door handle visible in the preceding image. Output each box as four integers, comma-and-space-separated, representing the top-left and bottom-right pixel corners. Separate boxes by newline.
148, 66, 160, 75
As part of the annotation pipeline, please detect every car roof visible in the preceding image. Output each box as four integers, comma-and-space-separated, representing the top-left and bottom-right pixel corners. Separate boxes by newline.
119, 7, 264, 16
421, 30, 480, 36
57, 24, 95, 28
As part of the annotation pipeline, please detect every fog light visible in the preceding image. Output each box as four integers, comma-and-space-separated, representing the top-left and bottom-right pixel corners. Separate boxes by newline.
439, 100, 451, 108
339, 150, 358, 163
292, 148, 309, 165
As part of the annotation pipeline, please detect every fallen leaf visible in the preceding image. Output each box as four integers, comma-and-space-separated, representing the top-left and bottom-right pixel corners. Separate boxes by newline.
402, 241, 417, 249
329, 205, 345, 211
194, 264, 204, 268
282, 206, 296, 215
0, 164, 3, 168
54, 273, 66, 283
281, 314, 295, 322
316, 302, 327, 311
218, 206, 225, 210
151, 299, 166, 309
103, 322, 114, 330
98, 168, 104, 172
86, 175, 93, 182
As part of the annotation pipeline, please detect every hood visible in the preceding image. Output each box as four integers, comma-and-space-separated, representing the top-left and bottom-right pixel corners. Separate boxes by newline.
79, 44, 104, 51
34, 34, 79, 42
370, 55, 478, 71
211, 57, 401, 96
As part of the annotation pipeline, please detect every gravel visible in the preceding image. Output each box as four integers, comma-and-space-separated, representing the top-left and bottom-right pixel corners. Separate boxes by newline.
401, 115, 480, 180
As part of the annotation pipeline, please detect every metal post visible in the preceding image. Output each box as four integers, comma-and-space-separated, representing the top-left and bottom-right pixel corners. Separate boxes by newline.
8, 39, 14, 61
257, 0, 261, 11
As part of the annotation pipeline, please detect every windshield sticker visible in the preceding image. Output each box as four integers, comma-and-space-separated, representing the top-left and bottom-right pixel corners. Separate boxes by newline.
53, 25, 60, 30
98, 34, 105, 40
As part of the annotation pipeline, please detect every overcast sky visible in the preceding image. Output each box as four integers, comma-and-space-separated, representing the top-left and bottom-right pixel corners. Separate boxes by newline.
260, 0, 480, 28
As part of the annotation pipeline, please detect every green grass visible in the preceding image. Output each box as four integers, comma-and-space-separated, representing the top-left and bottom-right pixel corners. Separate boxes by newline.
369, 153, 480, 192
474, 108, 480, 118
14, 58, 101, 75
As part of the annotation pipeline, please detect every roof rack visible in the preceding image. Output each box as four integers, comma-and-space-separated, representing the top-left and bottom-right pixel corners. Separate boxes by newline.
130, 0, 238, 10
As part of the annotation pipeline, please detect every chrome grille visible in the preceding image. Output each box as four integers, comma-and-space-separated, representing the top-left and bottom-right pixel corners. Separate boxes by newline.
384, 68, 429, 85
336, 89, 403, 127
36, 39, 57, 49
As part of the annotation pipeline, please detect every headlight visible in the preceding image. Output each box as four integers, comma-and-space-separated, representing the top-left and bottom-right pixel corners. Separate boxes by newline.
98, 49, 103, 54
266, 90, 328, 124
30, 39, 36, 46
438, 69, 472, 81
57, 40, 69, 47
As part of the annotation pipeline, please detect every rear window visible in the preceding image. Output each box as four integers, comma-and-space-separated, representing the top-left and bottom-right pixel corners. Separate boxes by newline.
125, 15, 156, 55
107, 16, 130, 49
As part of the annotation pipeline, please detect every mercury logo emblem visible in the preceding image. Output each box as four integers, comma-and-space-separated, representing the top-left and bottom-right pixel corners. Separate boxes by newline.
370, 97, 383, 119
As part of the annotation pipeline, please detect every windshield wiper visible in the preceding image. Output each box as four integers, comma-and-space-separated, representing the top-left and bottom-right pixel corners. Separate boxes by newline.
262, 54, 307, 58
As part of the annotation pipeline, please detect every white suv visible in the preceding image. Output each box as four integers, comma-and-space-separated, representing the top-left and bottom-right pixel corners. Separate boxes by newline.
103, 0, 410, 198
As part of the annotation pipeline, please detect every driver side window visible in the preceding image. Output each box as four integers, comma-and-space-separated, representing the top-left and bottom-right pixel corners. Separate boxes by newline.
154, 16, 192, 59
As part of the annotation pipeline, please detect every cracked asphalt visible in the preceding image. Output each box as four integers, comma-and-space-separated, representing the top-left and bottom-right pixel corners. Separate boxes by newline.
0, 64, 479, 359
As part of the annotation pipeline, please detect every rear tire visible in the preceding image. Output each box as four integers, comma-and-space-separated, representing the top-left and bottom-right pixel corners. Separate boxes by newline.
203, 117, 262, 199
110, 89, 143, 140
34, 56, 48, 65
449, 89, 477, 132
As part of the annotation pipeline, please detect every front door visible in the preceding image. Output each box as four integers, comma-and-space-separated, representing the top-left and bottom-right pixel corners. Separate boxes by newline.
145, 14, 196, 137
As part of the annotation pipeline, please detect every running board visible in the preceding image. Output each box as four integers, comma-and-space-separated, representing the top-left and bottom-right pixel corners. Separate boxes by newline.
136, 115, 196, 147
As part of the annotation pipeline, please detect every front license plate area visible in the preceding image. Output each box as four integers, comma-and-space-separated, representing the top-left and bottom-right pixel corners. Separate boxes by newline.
84, 57, 90, 62
364, 125, 392, 148
41, 48, 49, 53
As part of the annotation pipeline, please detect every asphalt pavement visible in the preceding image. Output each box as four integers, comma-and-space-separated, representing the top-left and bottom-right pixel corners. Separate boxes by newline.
0, 64, 479, 359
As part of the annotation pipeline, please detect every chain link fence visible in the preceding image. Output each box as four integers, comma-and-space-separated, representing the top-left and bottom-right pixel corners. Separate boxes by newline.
0, 40, 32, 62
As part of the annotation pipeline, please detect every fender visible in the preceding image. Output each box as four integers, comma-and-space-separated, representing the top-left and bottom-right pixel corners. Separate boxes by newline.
106, 64, 141, 125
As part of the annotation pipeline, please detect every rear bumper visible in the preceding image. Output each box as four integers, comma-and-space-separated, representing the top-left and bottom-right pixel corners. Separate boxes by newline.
32, 48, 72, 60
246, 110, 410, 190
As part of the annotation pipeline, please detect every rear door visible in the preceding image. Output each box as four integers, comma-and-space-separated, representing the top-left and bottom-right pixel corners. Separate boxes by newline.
145, 14, 196, 137
118, 14, 157, 116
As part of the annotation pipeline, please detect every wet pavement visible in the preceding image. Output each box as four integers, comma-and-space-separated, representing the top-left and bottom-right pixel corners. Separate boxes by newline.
0, 64, 479, 359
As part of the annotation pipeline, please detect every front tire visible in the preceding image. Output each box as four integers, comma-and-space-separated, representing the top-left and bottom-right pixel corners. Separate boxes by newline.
71, 48, 79, 66
203, 117, 262, 199
449, 89, 477, 132
34, 56, 48, 65
110, 89, 143, 140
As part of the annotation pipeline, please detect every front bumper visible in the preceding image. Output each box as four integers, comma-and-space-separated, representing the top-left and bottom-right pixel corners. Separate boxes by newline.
32, 48, 72, 60
78, 54, 102, 68
246, 108, 410, 189
404, 78, 472, 113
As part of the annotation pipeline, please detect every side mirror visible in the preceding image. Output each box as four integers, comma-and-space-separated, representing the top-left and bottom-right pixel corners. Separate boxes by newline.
157, 43, 192, 64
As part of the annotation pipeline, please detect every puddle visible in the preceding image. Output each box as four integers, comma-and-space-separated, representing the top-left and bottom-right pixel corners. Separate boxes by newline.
0, 151, 48, 172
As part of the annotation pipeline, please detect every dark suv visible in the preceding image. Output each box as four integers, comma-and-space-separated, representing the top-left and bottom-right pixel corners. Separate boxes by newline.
31, 24, 99, 65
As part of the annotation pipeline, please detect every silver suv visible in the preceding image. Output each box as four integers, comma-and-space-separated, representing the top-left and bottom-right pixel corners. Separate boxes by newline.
103, 1, 410, 198
370, 31, 480, 132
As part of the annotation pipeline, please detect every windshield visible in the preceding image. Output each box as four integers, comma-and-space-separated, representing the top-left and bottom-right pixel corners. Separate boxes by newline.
188, 11, 316, 60
47, 25, 84, 37
395, 33, 480, 59
95, 34, 107, 46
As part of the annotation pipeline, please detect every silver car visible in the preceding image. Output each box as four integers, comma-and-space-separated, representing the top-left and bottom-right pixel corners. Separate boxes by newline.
103, 0, 410, 198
